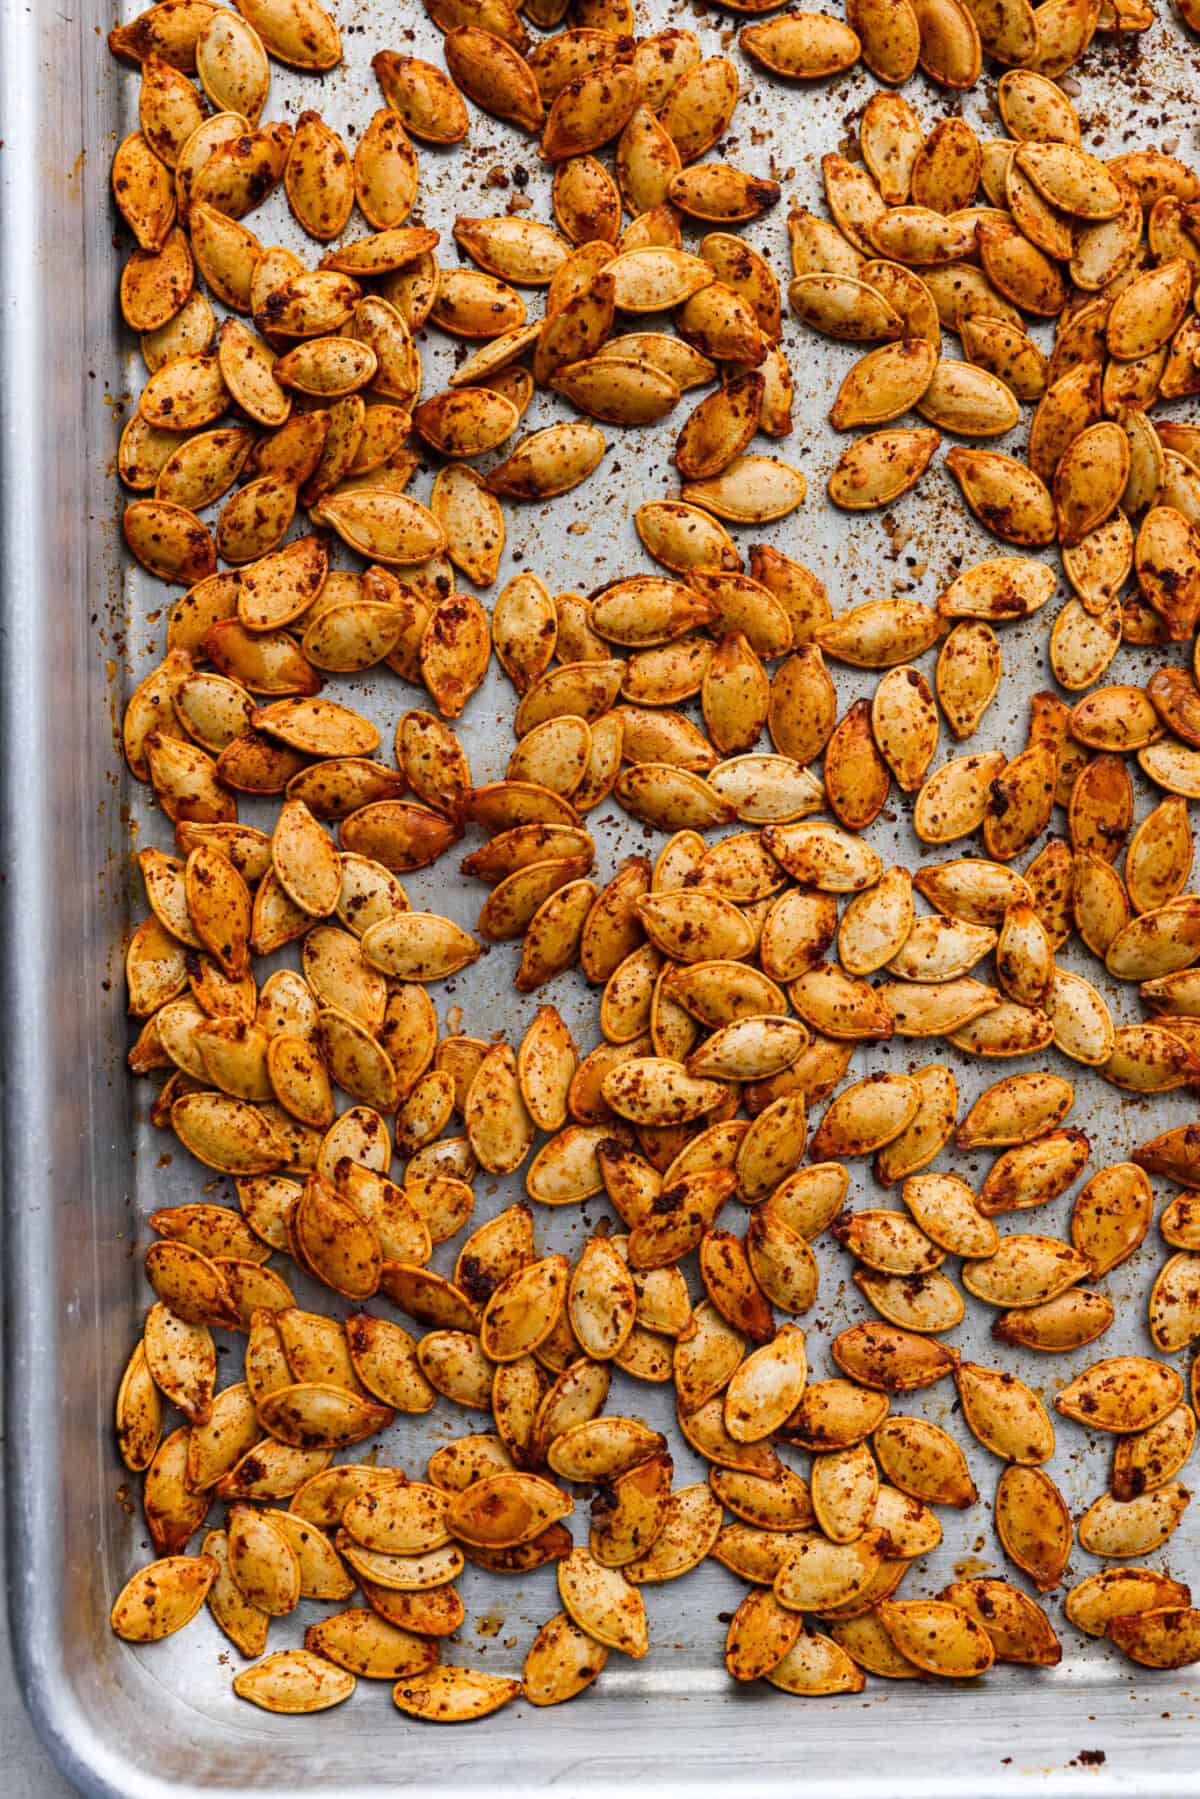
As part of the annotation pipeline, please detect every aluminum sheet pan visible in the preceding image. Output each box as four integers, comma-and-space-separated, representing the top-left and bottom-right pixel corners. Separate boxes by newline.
4, 2, 1200, 1795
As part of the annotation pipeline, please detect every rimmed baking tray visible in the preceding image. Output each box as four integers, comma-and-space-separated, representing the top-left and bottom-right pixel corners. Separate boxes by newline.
5, 2, 1200, 1793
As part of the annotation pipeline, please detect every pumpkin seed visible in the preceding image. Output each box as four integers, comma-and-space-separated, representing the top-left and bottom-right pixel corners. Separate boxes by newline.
111, 1554, 219, 1642
782, 1379, 888, 1453
1068, 1567, 1193, 1639
1055, 1356, 1183, 1435
1111, 1403, 1196, 1502
557, 1548, 647, 1658
979, 1127, 1090, 1218
875, 1415, 976, 1507
720, 1325, 808, 1444
710, 1467, 814, 1534
832, 339, 939, 431
956, 1361, 1054, 1464
765, 1629, 866, 1694
722, 1586, 801, 1683
480, 1256, 570, 1363
446, 1472, 573, 1550
740, 11, 862, 79
858, 93, 922, 206
832, 1322, 958, 1392
1147, 1252, 1200, 1353
789, 272, 903, 343
946, 447, 1056, 545
775, 1532, 886, 1613
844, 0, 920, 78
942, 1578, 1060, 1667
1078, 1484, 1191, 1558
522, 1611, 609, 1706
993, 1282, 1114, 1351
395, 1662, 518, 1719
1106, 1606, 1200, 1670
828, 427, 940, 509
233, 1648, 354, 1714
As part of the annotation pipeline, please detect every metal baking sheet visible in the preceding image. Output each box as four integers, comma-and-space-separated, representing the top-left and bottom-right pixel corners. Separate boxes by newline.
5, 2, 1200, 1794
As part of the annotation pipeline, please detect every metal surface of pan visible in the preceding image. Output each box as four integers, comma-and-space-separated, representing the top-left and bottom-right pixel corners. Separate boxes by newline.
4, 2, 1200, 1796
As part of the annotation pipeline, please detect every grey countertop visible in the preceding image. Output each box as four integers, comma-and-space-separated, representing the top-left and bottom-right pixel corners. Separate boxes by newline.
2, 1445, 77, 1795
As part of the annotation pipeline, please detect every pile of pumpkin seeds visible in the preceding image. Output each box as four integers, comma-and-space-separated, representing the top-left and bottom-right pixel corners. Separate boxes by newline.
107, 0, 1200, 1721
